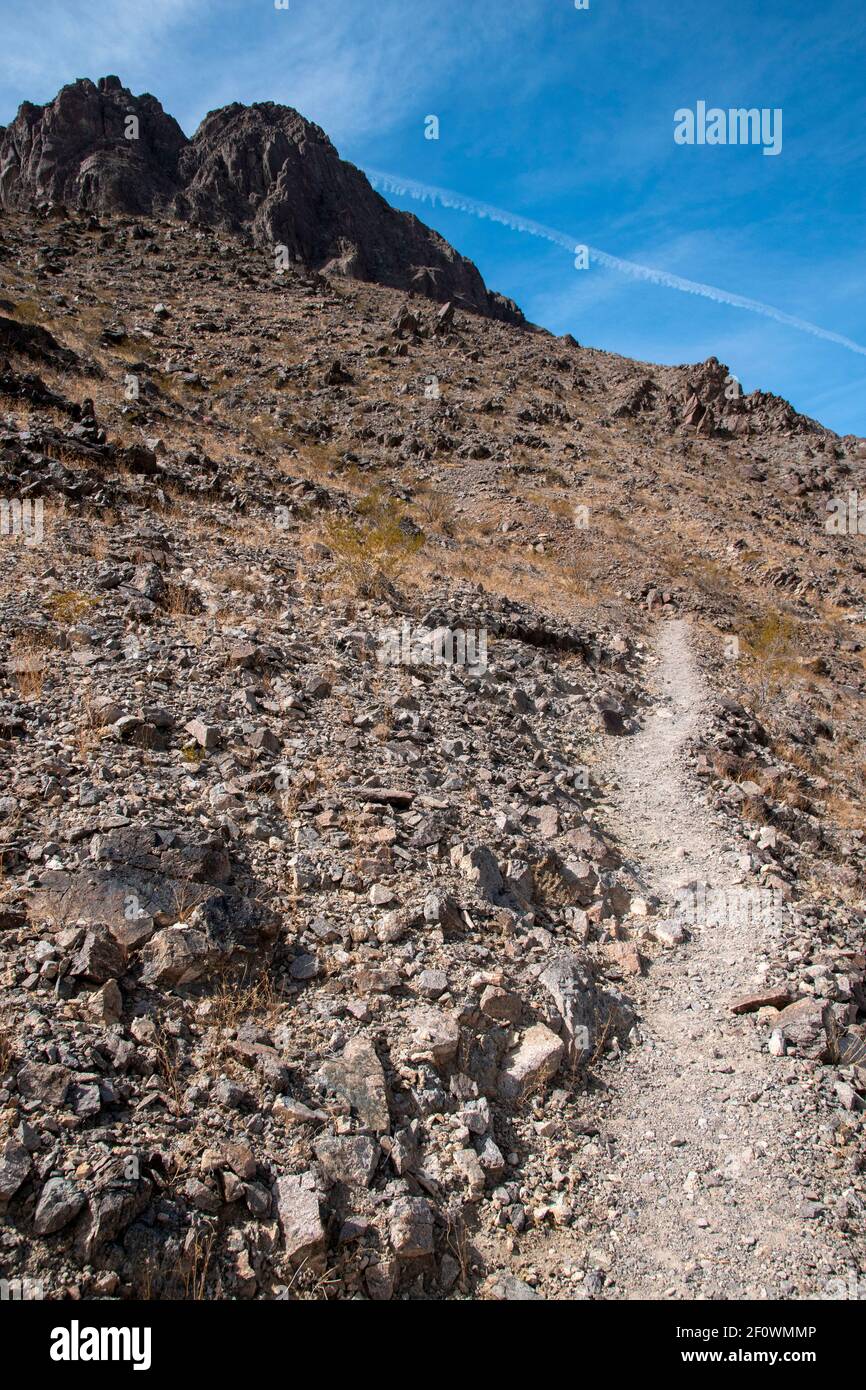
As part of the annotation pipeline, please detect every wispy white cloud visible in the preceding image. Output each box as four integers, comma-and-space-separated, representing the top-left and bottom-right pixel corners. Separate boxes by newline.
367, 168, 866, 360
180, 0, 504, 144
0, 0, 200, 115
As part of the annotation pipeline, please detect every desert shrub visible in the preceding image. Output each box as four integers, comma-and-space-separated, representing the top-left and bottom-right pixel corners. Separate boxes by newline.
743, 612, 801, 707
45, 590, 97, 624
324, 489, 423, 596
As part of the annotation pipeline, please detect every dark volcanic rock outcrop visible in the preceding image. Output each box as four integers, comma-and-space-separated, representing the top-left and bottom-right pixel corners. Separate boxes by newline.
0, 76, 186, 216
0, 76, 522, 323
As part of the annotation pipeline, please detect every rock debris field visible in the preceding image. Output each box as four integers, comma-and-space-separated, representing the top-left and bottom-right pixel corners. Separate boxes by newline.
0, 75, 864, 1303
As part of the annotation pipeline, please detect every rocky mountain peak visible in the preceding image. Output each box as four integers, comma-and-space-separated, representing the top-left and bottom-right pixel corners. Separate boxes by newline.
0, 77, 523, 322
0, 76, 187, 216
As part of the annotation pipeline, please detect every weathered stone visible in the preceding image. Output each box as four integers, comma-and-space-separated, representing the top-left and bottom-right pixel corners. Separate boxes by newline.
460, 846, 505, 902
184, 1177, 221, 1214
416, 968, 448, 998
75, 1181, 151, 1258
139, 925, 217, 986
775, 997, 835, 1060
69, 926, 126, 983
365, 1259, 396, 1300
651, 919, 688, 948
272, 1097, 328, 1127
184, 719, 220, 749
498, 1024, 564, 1103
731, 988, 792, 1015
249, 726, 280, 753
33, 1177, 86, 1234
16, 1062, 72, 1108
0, 1140, 31, 1200
87, 979, 123, 1023
407, 1006, 460, 1068
538, 953, 598, 1063
479, 985, 522, 1024
423, 893, 464, 931
453, 1146, 486, 1199
318, 1037, 390, 1133
229, 1040, 291, 1091
223, 1141, 257, 1181
273, 1172, 326, 1267
389, 1195, 434, 1258
484, 1272, 541, 1300
604, 940, 644, 976
314, 1134, 378, 1188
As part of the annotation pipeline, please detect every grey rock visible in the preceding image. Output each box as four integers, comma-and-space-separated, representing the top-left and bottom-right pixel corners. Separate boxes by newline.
273, 1172, 326, 1267
318, 1037, 390, 1134
0, 1140, 31, 1200
33, 1177, 86, 1234
314, 1134, 379, 1188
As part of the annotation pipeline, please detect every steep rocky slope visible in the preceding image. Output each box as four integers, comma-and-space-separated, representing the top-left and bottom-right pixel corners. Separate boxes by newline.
0, 108, 865, 1302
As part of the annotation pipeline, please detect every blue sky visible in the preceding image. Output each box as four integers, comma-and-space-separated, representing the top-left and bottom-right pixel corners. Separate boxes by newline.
2, 0, 865, 434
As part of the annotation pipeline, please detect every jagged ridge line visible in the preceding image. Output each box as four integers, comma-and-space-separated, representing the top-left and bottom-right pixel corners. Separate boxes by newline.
366, 168, 866, 359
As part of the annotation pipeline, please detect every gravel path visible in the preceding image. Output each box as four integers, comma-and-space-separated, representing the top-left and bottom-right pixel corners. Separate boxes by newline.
593, 619, 851, 1300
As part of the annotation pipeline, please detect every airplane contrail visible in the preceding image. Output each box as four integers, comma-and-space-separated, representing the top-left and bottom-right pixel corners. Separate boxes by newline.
366, 168, 866, 359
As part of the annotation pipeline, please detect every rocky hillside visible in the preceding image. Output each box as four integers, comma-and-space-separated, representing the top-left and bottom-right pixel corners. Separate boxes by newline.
0, 77, 522, 323
0, 83, 865, 1304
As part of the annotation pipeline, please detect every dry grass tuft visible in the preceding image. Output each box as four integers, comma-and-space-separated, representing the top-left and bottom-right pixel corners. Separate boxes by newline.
323, 488, 423, 596
45, 590, 97, 624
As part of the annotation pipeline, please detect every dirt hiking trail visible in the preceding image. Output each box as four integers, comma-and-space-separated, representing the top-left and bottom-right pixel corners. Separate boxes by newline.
592, 618, 852, 1300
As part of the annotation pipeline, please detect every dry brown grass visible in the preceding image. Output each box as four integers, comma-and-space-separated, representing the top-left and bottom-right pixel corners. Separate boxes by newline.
74, 692, 104, 760
45, 590, 98, 624
9, 633, 49, 699
161, 580, 202, 618
823, 792, 866, 832
323, 488, 423, 597
411, 483, 455, 535
741, 611, 803, 709
211, 565, 260, 594
169, 879, 211, 924
205, 966, 283, 1032
181, 1228, 217, 1301
0, 1027, 15, 1074
152, 1036, 184, 1114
